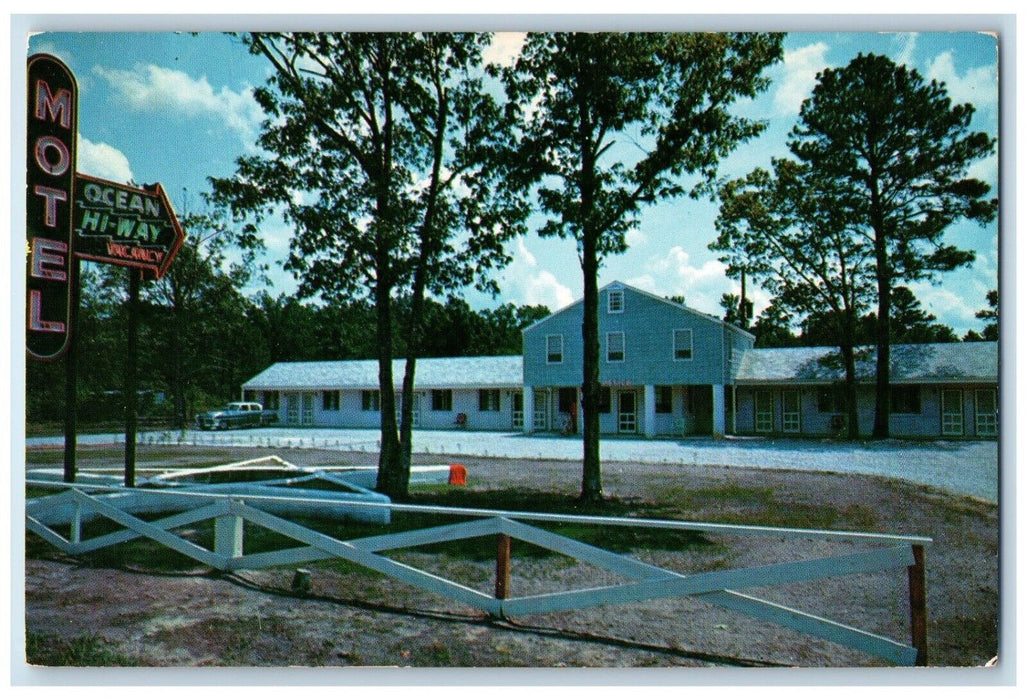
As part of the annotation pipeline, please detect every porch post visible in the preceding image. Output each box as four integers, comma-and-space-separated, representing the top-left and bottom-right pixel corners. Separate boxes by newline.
643, 384, 656, 438
712, 384, 726, 438
523, 386, 534, 434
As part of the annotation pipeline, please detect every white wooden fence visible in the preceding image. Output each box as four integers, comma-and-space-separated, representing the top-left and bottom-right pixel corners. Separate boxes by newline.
26, 481, 931, 666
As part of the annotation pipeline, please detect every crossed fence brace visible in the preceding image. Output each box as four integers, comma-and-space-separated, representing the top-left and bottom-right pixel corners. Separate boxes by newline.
26, 485, 930, 666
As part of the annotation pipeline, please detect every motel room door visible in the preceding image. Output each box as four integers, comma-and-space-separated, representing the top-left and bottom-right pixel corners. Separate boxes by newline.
533, 389, 549, 431
941, 389, 964, 437
286, 392, 316, 426
618, 390, 638, 434
512, 392, 524, 430
975, 388, 997, 437
395, 393, 421, 428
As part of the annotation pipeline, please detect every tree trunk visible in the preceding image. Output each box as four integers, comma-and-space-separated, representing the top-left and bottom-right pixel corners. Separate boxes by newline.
840, 306, 861, 439
873, 244, 892, 438
374, 276, 404, 499
841, 343, 860, 440
580, 237, 603, 503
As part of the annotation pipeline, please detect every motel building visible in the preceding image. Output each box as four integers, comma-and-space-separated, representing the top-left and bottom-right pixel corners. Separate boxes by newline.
242, 282, 998, 440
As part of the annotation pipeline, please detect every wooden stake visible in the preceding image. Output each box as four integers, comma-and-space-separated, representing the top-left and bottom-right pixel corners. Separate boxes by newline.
908, 543, 928, 666
124, 269, 140, 487
495, 533, 512, 601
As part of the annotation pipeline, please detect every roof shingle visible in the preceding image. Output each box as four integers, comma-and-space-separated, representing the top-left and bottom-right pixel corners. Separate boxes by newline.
734, 342, 997, 384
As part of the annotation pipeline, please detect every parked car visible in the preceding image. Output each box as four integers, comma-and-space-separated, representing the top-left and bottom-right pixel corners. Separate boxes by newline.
195, 402, 278, 430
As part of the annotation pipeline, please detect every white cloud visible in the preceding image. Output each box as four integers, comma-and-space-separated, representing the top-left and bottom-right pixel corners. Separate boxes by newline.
77, 135, 134, 184
773, 42, 830, 116
495, 237, 574, 310
523, 270, 576, 310
93, 63, 264, 148
925, 51, 998, 113
483, 33, 526, 68
625, 229, 648, 247
907, 279, 982, 331
643, 246, 730, 313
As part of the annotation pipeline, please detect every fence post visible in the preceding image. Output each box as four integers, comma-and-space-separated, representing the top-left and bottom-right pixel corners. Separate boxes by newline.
495, 533, 512, 603
214, 511, 244, 562
70, 502, 82, 544
908, 543, 928, 666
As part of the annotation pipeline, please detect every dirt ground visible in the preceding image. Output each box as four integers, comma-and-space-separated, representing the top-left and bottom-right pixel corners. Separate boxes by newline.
22, 445, 1000, 671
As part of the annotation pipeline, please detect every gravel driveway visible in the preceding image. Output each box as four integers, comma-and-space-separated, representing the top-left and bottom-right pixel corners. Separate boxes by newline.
28, 428, 999, 502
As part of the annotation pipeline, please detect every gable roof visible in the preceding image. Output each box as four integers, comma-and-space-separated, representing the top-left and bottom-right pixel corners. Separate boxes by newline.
243, 355, 523, 391
522, 280, 755, 340
734, 342, 998, 385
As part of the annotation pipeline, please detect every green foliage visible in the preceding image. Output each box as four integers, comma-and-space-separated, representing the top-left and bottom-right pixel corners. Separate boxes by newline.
974, 289, 999, 341
26, 633, 142, 666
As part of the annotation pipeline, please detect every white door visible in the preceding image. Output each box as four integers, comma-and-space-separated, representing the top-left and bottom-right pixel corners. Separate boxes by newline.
782, 390, 801, 434
941, 389, 964, 436
512, 392, 524, 430
975, 389, 997, 437
533, 389, 549, 431
755, 391, 774, 433
301, 392, 315, 426
285, 393, 299, 424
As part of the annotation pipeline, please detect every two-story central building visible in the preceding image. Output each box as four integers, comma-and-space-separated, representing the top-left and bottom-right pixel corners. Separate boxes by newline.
520, 282, 754, 437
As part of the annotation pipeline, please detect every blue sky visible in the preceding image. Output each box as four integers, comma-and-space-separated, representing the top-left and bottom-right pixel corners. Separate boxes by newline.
24, 27, 1001, 335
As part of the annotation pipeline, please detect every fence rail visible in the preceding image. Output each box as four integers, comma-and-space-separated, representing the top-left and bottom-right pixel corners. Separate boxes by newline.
26, 480, 931, 666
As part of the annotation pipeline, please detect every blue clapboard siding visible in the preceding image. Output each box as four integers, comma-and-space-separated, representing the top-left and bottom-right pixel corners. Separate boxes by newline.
522, 282, 754, 388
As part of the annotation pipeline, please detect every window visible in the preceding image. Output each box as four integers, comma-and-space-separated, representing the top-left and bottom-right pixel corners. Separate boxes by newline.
655, 386, 673, 414
597, 386, 612, 414
262, 391, 280, 411
673, 329, 693, 360
816, 387, 844, 413
891, 386, 922, 414
546, 334, 563, 364
432, 389, 453, 412
361, 390, 380, 412
478, 389, 501, 412
606, 331, 625, 362
608, 289, 625, 313
323, 390, 340, 411
558, 387, 578, 413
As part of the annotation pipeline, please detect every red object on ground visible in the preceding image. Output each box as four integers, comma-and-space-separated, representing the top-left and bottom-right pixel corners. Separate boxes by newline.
449, 464, 467, 486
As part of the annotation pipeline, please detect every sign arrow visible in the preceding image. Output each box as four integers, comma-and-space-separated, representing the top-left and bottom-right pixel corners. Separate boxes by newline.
72, 174, 185, 280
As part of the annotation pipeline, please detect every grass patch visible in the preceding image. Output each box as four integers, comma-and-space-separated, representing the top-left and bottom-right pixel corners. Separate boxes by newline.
26, 633, 141, 666
667, 480, 879, 531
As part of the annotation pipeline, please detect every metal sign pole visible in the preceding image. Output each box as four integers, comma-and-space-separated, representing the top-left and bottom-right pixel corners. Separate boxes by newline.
124, 268, 141, 487
62, 256, 80, 483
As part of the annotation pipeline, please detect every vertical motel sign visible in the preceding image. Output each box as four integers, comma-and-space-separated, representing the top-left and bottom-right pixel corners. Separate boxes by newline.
26, 54, 77, 361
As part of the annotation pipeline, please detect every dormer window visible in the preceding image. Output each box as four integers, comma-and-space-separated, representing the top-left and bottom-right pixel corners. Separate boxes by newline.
607, 289, 624, 314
